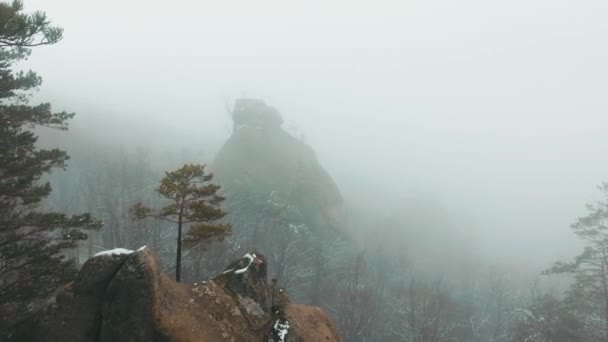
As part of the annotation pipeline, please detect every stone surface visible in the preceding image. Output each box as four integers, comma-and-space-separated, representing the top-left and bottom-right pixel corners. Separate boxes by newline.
214, 98, 343, 233
285, 304, 342, 342
38, 252, 131, 341
37, 248, 340, 342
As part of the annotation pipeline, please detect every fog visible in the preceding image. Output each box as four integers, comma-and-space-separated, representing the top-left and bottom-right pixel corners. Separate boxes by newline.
24, 0, 608, 271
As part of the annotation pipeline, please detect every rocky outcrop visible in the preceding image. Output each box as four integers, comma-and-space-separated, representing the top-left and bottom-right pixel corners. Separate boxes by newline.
37, 247, 340, 342
214, 99, 343, 233
211, 99, 347, 305
231, 98, 283, 133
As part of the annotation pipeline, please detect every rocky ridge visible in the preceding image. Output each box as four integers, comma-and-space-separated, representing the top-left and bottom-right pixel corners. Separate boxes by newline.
37, 247, 340, 342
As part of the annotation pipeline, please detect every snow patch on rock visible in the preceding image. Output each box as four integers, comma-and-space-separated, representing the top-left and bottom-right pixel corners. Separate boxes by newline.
235, 253, 255, 274
94, 248, 133, 257
270, 319, 290, 342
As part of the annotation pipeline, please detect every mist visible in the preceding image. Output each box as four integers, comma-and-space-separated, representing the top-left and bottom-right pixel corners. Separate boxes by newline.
4, 0, 608, 339
24, 0, 608, 270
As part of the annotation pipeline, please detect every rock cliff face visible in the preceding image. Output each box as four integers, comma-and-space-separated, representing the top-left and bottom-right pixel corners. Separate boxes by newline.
210, 99, 347, 305
214, 99, 343, 234
37, 247, 340, 342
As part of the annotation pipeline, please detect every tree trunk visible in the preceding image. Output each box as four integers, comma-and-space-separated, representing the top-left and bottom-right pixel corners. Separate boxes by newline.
603, 280, 608, 342
153, 224, 159, 250
601, 249, 608, 342
176, 214, 183, 282
195, 251, 201, 279
88, 233, 94, 259
252, 210, 262, 249
604, 276, 608, 342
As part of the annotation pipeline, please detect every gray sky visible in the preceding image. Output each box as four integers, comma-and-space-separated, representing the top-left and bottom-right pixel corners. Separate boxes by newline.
23, 0, 608, 270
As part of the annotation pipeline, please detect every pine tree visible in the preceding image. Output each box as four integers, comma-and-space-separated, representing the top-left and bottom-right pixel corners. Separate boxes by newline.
132, 164, 231, 282
544, 182, 608, 341
0, 0, 101, 309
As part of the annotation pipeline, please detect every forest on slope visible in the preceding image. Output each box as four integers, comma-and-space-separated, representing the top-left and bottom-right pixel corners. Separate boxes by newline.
3, 0, 608, 341
36, 97, 608, 342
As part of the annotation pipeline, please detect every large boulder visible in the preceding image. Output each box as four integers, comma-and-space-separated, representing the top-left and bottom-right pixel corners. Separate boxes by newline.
38, 251, 132, 341
37, 247, 340, 342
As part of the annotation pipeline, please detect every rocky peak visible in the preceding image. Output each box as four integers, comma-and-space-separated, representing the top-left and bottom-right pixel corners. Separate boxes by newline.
214, 99, 343, 235
232, 98, 283, 132
36, 247, 340, 341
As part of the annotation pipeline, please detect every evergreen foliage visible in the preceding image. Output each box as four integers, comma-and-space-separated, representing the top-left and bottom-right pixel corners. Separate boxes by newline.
544, 182, 608, 340
132, 164, 231, 282
0, 0, 101, 309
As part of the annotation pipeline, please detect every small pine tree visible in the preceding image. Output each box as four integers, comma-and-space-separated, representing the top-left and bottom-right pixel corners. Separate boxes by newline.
132, 164, 231, 282
0, 0, 101, 314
